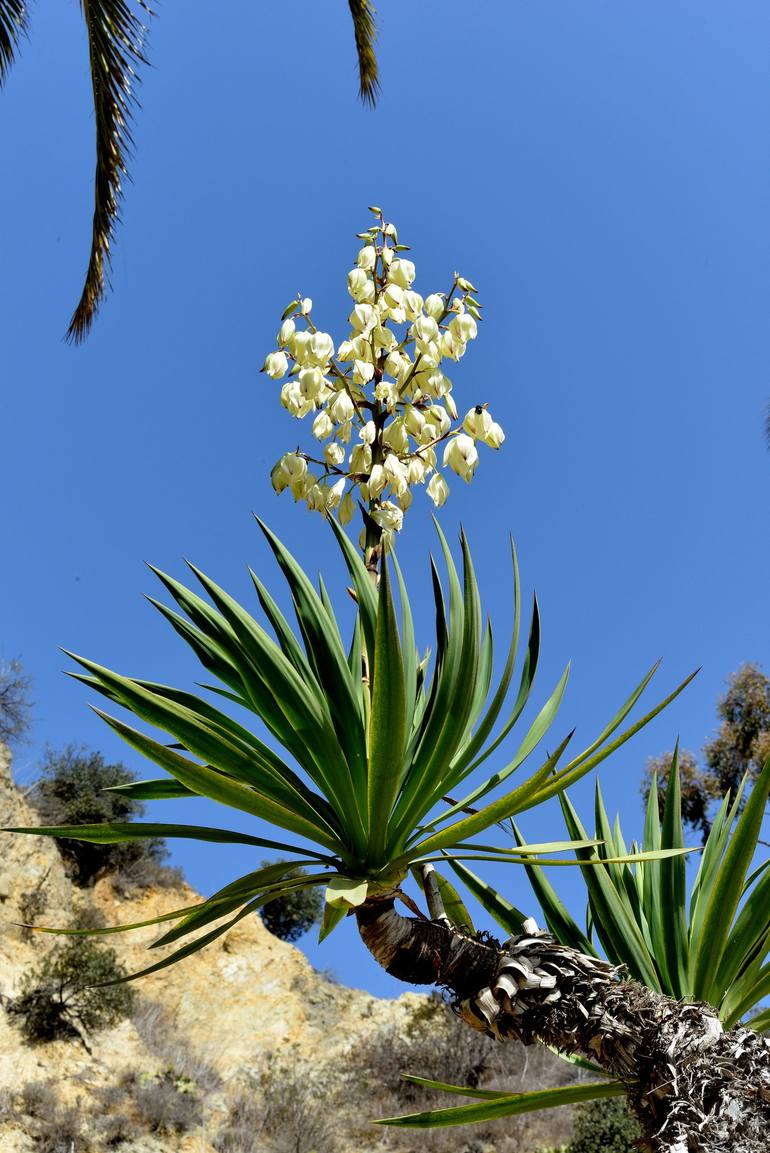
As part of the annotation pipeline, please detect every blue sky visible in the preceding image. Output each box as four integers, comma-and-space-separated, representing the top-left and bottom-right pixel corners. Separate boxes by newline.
2, 2, 769, 997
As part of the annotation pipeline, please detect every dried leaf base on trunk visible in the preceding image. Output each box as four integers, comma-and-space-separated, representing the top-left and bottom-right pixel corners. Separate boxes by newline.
357, 900, 770, 1152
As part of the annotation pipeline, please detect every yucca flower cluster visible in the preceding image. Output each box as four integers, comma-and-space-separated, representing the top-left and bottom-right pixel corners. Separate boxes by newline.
262, 209, 504, 540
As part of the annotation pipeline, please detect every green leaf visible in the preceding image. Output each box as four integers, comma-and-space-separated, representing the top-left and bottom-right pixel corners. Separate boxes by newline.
104, 778, 196, 800
368, 556, 407, 861
658, 746, 689, 998
691, 754, 770, 1002
508, 823, 597, 955
3, 821, 332, 860
399, 1075, 518, 1101
447, 859, 526, 937
318, 899, 348, 941
376, 1080, 627, 1127
325, 877, 368, 908
281, 300, 300, 319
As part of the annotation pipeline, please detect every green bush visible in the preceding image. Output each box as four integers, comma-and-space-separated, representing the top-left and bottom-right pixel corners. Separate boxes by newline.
258, 862, 323, 942
29, 745, 177, 888
566, 1096, 640, 1153
8, 934, 134, 1047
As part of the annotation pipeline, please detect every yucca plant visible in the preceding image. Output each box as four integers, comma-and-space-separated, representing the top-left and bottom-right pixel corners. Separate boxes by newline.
10, 212, 769, 1151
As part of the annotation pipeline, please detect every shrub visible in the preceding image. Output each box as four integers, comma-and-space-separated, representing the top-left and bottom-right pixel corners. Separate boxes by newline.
18, 1082, 84, 1153
126, 1069, 204, 1134
28, 745, 177, 887
131, 999, 221, 1095
566, 1096, 641, 1153
8, 935, 134, 1047
18, 880, 48, 942
258, 862, 323, 941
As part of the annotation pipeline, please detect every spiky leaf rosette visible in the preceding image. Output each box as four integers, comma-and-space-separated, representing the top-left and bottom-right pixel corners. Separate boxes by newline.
8, 523, 692, 980
455, 749, 770, 1030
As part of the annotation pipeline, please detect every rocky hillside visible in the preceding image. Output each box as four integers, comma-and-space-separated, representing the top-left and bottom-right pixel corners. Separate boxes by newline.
0, 745, 580, 1153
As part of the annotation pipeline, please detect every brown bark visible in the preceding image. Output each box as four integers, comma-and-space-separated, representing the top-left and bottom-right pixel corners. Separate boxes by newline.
356, 899, 770, 1153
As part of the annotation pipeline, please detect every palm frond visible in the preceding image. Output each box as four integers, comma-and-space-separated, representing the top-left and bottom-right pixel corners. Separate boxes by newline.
66, 0, 151, 342
348, 0, 379, 106
0, 0, 28, 84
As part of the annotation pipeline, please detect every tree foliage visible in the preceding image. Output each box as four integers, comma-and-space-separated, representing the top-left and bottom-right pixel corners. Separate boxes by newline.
566, 1097, 640, 1153
7, 933, 134, 1047
28, 746, 172, 887
259, 864, 323, 942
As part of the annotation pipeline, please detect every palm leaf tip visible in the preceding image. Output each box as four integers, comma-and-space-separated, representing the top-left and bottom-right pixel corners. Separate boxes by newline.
66, 0, 152, 343
0, 0, 29, 85
348, 0, 380, 106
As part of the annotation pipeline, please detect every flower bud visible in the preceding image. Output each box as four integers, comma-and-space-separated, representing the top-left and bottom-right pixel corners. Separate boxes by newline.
327, 478, 346, 510
270, 456, 292, 493
424, 293, 445, 320
443, 433, 479, 482
426, 472, 449, 507
485, 421, 505, 449
300, 297, 313, 315
263, 351, 288, 379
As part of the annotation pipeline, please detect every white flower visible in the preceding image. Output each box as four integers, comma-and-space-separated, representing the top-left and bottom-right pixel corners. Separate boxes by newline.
337, 419, 353, 443
381, 243, 393, 267
348, 268, 371, 301
327, 478, 346, 510
280, 381, 312, 418
443, 433, 479, 482
403, 405, 425, 438
298, 366, 324, 400
324, 442, 345, 466
270, 455, 292, 493
374, 380, 398, 411
384, 350, 405, 378
485, 421, 505, 449
359, 420, 377, 445
353, 359, 375, 385
396, 487, 413, 511
338, 490, 356, 526
301, 297, 313, 315
308, 331, 335, 365
445, 392, 458, 420
367, 463, 387, 498
388, 258, 416, 288
450, 313, 478, 343
371, 501, 404, 532
463, 406, 493, 440
329, 391, 354, 423
350, 443, 372, 473
425, 404, 451, 436
350, 303, 375, 334
357, 245, 376, 271
305, 482, 326, 511
424, 293, 445, 320
403, 291, 423, 321
278, 319, 295, 346
336, 339, 355, 362
426, 471, 449, 507
312, 410, 334, 440
407, 457, 426, 485
290, 329, 312, 363
383, 417, 409, 453
383, 454, 408, 496
263, 351, 288, 379
412, 315, 439, 350
382, 282, 404, 311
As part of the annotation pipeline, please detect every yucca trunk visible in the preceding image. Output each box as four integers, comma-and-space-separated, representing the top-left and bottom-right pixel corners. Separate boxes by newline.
357, 899, 770, 1152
